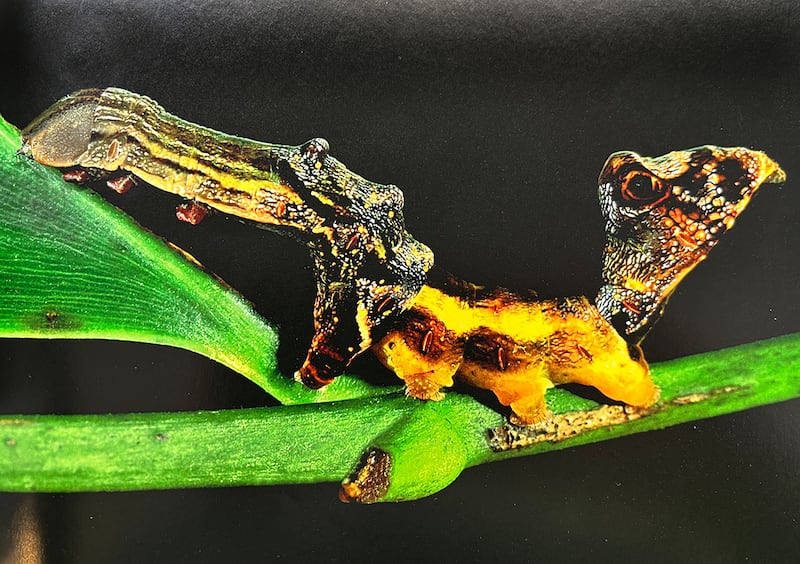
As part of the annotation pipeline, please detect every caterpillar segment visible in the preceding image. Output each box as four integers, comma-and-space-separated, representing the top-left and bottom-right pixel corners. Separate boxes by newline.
374, 273, 656, 425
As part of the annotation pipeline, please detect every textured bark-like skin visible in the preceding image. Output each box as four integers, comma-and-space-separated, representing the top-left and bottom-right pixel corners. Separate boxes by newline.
20, 87, 434, 387
596, 146, 786, 343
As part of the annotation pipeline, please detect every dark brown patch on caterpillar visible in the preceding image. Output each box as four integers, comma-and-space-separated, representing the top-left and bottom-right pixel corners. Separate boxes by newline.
463, 330, 517, 372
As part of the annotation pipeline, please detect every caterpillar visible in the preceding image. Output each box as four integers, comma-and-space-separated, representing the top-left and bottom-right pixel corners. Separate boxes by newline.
20, 88, 435, 389
20, 88, 786, 425
376, 146, 785, 423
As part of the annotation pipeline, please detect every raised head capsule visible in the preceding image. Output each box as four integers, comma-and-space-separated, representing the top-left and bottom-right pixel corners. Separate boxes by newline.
20, 89, 103, 168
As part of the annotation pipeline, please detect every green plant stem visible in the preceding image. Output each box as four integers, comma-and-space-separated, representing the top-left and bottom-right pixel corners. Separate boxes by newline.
0, 334, 797, 501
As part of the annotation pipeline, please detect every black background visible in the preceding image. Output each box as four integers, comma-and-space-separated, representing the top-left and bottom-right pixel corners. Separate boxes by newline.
1, 0, 799, 562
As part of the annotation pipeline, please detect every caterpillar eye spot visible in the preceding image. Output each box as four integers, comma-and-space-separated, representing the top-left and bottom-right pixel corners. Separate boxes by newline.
625, 174, 652, 198
620, 172, 668, 206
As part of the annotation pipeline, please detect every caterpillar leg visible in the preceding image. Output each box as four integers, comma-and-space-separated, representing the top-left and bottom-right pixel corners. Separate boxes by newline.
461, 366, 554, 426
175, 200, 209, 225
502, 378, 555, 426
106, 174, 137, 194
372, 317, 464, 401
403, 371, 446, 401
388, 352, 461, 402
61, 168, 93, 183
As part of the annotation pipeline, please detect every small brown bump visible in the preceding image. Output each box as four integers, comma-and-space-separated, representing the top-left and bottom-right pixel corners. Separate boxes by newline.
420, 329, 434, 355
497, 346, 508, 371
62, 169, 91, 183
176, 201, 208, 225
107, 139, 120, 161
275, 200, 287, 218
106, 175, 135, 194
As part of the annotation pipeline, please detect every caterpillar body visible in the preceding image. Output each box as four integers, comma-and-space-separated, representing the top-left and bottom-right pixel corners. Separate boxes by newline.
375, 271, 654, 425
20, 88, 786, 425
21, 88, 434, 389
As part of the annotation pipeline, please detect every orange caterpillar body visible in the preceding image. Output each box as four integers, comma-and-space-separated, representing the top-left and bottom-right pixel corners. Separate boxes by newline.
375, 276, 656, 425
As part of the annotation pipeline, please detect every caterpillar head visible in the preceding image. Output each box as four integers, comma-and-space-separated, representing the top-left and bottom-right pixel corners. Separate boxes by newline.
19, 89, 104, 167
596, 145, 785, 343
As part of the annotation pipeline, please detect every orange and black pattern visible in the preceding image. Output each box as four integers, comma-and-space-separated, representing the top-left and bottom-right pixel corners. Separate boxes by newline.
596, 147, 785, 343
